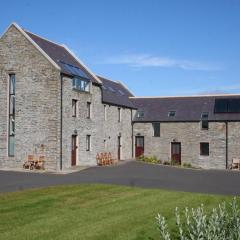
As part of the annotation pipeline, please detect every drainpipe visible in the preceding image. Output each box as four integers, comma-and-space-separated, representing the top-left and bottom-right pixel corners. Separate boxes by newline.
60, 74, 63, 170
131, 109, 134, 158
225, 121, 228, 169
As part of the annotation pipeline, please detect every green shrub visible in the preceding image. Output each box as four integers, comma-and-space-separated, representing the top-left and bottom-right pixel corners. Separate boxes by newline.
171, 159, 180, 166
156, 197, 240, 240
163, 161, 170, 165
137, 155, 161, 164
182, 163, 193, 168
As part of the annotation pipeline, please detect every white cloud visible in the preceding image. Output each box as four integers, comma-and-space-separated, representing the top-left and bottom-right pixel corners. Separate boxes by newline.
101, 53, 221, 71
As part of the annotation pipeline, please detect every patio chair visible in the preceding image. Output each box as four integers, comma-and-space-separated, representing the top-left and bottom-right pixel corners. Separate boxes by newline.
23, 155, 35, 170
35, 156, 45, 170
230, 158, 240, 170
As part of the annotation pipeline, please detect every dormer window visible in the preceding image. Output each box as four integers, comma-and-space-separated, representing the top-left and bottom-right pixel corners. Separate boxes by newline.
72, 77, 90, 92
201, 112, 209, 130
201, 112, 209, 119
137, 111, 144, 118
168, 111, 176, 117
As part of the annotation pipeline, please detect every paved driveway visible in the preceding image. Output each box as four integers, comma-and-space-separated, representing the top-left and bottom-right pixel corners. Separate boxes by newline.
0, 161, 240, 195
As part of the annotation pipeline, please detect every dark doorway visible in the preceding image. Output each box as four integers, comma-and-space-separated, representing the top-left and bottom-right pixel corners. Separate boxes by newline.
171, 142, 181, 164
118, 136, 121, 160
135, 136, 144, 158
71, 135, 77, 166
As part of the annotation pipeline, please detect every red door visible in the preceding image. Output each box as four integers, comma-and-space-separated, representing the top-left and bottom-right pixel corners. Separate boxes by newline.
71, 135, 77, 166
135, 136, 144, 158
171, 142, 181, 164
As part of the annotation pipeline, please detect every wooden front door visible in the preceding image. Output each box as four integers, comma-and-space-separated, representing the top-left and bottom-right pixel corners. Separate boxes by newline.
135, 136, 144, 158
71, 135, 77, 166
171, 142, 181, 164
118, 136, 121, 160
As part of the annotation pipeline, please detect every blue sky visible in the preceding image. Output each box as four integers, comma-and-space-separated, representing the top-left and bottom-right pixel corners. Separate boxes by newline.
1, 0, 240, 96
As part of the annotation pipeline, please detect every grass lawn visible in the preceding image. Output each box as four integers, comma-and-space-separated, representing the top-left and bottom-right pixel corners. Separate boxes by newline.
0, 184, 236, 240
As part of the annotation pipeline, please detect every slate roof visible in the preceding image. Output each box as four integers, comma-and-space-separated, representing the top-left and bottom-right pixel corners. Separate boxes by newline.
98, 76, 136, 109
131, 95, 240, 122
24, 31, 100, 84
23, 29, 137, 109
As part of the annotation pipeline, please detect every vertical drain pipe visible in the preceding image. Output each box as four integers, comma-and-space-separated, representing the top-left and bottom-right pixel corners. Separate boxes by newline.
225, 121, 228, 169
60, 74, 63, 171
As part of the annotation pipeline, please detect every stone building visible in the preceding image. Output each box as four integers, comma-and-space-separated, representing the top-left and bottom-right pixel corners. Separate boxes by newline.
0, 23, 240, 171
0, 23, 135, 171
131, 96, 240, 169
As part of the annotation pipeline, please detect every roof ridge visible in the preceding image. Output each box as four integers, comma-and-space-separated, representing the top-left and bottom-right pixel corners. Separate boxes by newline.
24, 29, 64, 48
97, 75, 119, 83
130, 93, 240, 99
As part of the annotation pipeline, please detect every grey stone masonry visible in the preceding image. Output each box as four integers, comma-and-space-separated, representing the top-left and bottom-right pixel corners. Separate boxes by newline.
61, 76, 133, 168
0, 25, 61, 170
0, 24, 133, 171
133, 121, 240, 169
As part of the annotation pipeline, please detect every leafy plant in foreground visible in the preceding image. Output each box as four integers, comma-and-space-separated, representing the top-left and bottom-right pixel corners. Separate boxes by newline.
156, 197, 240, 240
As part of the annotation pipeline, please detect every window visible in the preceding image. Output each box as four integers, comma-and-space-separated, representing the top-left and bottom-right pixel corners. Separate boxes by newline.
104, 105, 107, 121
87, 102, 91, 119
152, 122, 160, 137
86, 135, 91, 151
200, 142, 209, 156
72, 77, 90, 92
201, 112, 209, 130
136, 111, 144, 118
168, 111, 176, 117
8, 74, 15, 156
118, 108, 121, 122
72, 99, 77, 117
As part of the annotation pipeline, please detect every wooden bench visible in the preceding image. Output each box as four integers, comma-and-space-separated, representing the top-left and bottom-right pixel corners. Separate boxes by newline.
96, 152, 117, 166
23, 155, 45, 170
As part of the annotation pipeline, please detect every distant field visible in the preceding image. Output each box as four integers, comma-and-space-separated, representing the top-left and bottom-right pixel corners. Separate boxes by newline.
0, 184, 233, 240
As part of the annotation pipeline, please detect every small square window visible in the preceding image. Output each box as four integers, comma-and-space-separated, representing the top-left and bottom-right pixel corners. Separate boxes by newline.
118, 108, 121, 122
200, 142, 209, 156
104, 105, 107, 120
86, 135, 91, 151
137, 111, 144, 118
168, 111, 176, 117
72, 99, 77, 117
87, 102, 91, 119
201, 112, 209, 119
152, 122, 160, 137
201, 120, 209, 130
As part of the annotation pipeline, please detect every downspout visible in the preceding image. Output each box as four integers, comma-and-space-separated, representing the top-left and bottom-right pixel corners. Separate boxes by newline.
225, 121, 228, 169
131, 109, 134, 158
60, 74, 63, 170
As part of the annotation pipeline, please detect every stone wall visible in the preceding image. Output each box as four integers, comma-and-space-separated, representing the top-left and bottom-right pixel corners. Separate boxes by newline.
133, 122, 229, 169
228, 122, 240, 167
0, 25, 61, 170
61, 77, 133, 168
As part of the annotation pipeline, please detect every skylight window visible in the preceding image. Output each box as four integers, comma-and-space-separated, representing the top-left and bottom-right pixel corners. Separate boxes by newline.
108, 86, 116, 92
59, 61, 90, 79
168, 111, 176, 117
118, 90, 125, 96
